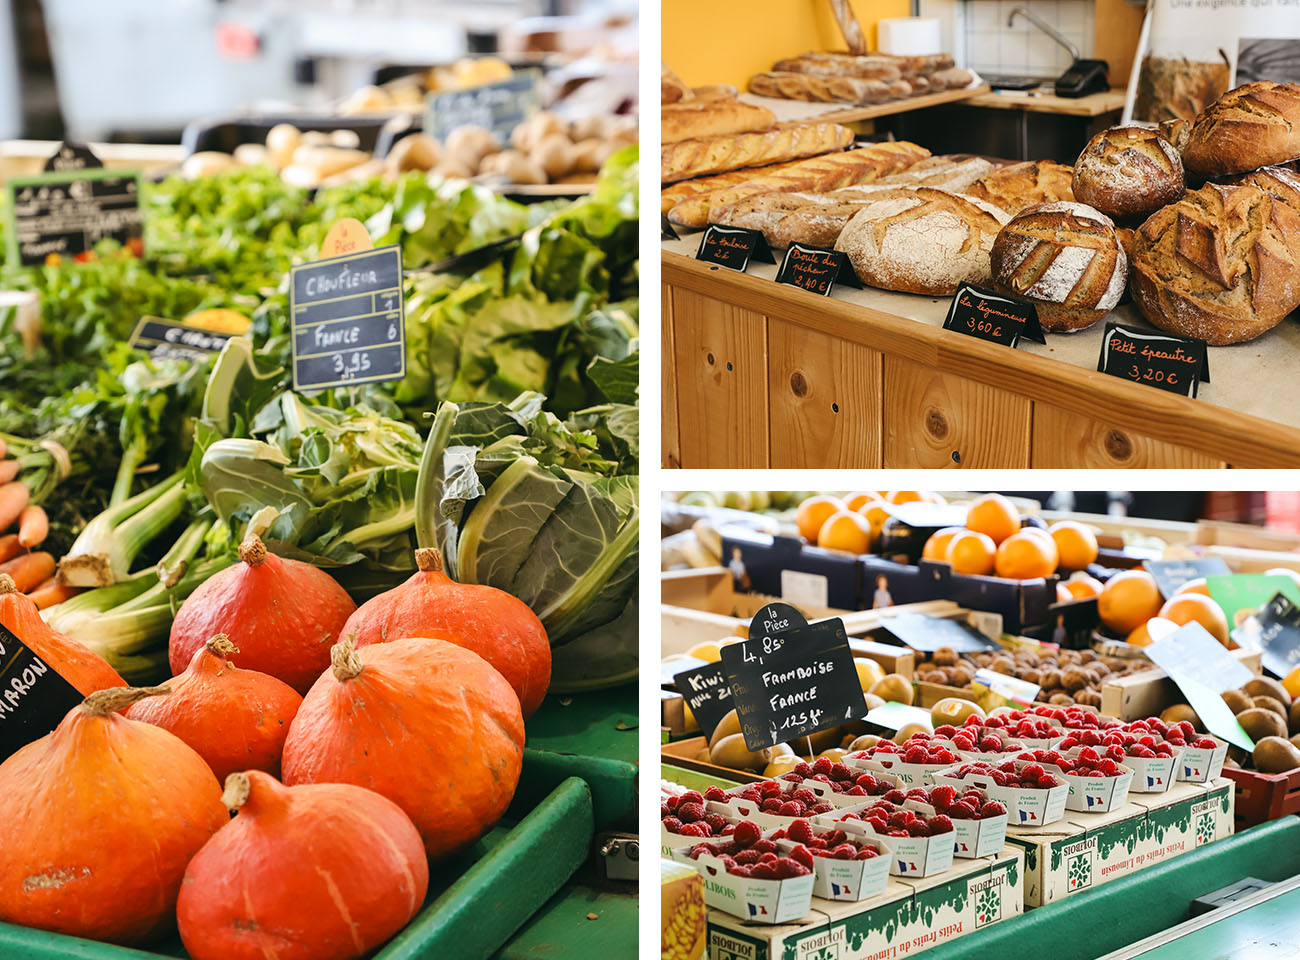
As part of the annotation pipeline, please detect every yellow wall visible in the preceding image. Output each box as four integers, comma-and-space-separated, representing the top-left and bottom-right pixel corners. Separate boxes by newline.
662, 0, 912, 89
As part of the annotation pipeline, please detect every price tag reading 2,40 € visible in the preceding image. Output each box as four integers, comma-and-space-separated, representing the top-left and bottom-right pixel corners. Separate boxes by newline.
720, 601, 866, 752
776, 242, 861, 296
1097, 322, 1210, 398
290, 245, 406, 392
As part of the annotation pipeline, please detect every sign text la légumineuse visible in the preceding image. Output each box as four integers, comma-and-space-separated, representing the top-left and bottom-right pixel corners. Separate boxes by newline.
695, 224, 775, 272
0, 623, 83, 762
943, 283, 1045, 348
672, 662, 734, 742
5, 162, 143, 268
719, 601, 866, 752
290, 245, 406, 392
775, 242, 862, 296
1097, 322, 1209, 398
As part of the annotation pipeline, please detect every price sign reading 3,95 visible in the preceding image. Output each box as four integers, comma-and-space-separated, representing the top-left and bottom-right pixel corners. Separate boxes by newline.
290, 245, 406, 392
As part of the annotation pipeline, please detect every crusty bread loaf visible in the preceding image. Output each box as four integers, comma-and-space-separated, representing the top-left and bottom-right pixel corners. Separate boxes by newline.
1072, 126, 1184, 219
660, 158, 811, 213
831, 155, 993, 194
1158, 117, 1190, 154
990, 202, 1127, 332
1183, 81, 1300, 176
886, 53, 956, 75
749, 72, 891, 104
1227, 165, 1300, 214
662, 63, 691, 104
1130, 182, 1300, 344
669, 140, 929, 225
962, 160, 1075, 214
661, 99, 776, 145
772, 53, 902, 81
692, 85, 739, 102
834, 188, 1010, 295
661, 122, 854, 184
930, 68, 975, 91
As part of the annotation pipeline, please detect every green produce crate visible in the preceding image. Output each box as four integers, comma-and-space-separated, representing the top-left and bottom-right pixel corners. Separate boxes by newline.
0, 776, 595, 960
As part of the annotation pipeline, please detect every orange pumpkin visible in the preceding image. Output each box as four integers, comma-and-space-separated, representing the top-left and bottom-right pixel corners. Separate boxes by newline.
126, 635, 303, 782
0, 687, 227, 944
177, 771, 429, 960
169, 535, 357, 693
0, 572, 125, 695
282, 637, 525, 859
339, 548, 550, 716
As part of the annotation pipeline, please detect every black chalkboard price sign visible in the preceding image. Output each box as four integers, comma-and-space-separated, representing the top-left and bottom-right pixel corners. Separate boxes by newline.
1097, 321, 1209, 398
943, 284, 1045, 347
0, 623, 83, 762
424, 70, 541, 143
673, 662, 735, 742
128, 316, 235, 363
1255, 593, 1300, 680
720, 601, 867, 751
775, 242, 862, 296
289, 245, 406, 392
695, 224, 775, 272
1144, 557, 1231, 599
5, 161, 143, 268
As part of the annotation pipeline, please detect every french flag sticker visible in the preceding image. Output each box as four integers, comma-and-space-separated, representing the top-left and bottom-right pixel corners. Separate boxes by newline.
748, 904, 769, 917
898, 860, 917, 873
1147, 774, 1163, 788
1018, 809, 1038, 823
832, 883, 851, 896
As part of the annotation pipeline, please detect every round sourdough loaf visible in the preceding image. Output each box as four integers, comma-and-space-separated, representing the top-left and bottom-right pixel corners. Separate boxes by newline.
1226, 164, 1300, 214
1072, 126, 1184, 219
833, 187, 1009, 295
1130, 182, 1300, 344
962, 160, 1075, 215
1183, 81, 1300, 176
990, 202, 1128, 332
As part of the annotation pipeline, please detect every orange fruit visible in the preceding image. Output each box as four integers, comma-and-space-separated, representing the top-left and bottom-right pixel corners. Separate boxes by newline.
1158, 593, 1230, 646
1127, 616, 1179, 648
1049, 521, 1099, 571
1057, 583, 1073, 603
946, 530, 996, 576
923, 526, 966, 563
845, 492, 877, 512
817, 510, 873, 554
887, 491, 927, 505
1173, 578, 1212, 597
1064, 573, 1103, 599
856, 499, 892, 535
1097, 569, 1164, 634
966, 494, 1021, 545
994, 531, 1058, 580
796, 495, 846, 542
1283, 664, 1300, 699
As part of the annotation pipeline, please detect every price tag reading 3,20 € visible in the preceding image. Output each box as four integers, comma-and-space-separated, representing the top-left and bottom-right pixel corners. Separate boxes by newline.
290, 245, 406, 392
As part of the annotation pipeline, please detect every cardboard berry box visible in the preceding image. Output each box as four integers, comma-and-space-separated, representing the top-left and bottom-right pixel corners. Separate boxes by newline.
810, 798, 958, 878
1049, 747, 1136, 813
846, 740, 963, 786
931, 761, 1071, 828
672, 849, 816, 925
773, 828, 893, 902
1177, 735, 1229, 783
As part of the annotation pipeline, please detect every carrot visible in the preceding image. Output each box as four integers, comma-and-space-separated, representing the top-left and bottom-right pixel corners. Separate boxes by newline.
0, 438, 6, 459
0, 534, 19, 565
0, 482, 29, 530
26, 577, 82, 610
0, 461, 18, 485
0, 551, 53, 593
17, 505, 47, 548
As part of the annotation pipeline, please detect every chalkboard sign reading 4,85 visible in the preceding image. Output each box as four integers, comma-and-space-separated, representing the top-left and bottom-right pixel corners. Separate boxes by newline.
290, 245, 406, 392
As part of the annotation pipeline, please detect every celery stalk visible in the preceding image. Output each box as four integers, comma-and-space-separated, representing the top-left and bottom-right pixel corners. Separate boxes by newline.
59, 472, 186, 587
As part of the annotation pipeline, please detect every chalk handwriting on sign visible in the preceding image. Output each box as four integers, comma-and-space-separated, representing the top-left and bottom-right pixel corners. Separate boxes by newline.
5, 163, 143, 267
1097, 322, 1209, 398
0, 623, 84, 761
942, 283, 1045, 347
673, 662, 735, 742
775, 242, 861, 296
695, 224, 775, 272
128, 316, 235, 363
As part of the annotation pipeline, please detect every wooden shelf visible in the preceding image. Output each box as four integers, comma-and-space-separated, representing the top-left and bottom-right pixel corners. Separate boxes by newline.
961, 87, 1127, 117
741, 85, 992, 125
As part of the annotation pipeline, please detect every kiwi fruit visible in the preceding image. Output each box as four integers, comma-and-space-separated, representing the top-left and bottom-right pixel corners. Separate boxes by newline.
931, 697, 986, 727
848, 734, 883, 752
1160, 703, 1202, 730
710, 733, 769, 771
1244, 676, 1292, 706
709, 710, 742, 747
763, 754, 802, 778
1252, 735, 1300, 774
1252, 695, 1289, 721
1226, 744, 1249, 766
1221, 688, 1253, 715
894, 721, 932, 745
1236, 707, 1288, 743
818, 748, 849, 764
870, 674, 915, 706
1291, 699, 1300, 735
863, 693, 886, 712
1291, 733, 1300, 752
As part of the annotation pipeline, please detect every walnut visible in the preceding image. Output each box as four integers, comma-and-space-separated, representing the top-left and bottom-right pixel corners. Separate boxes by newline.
972, 652, 995, 667
1049, 692, 1075, 706
1020, 669, 1042, 685
1062, 667, 1090, 693
1078, 649, 1098, 663
1059, 650, 1081, 665
1039, 669, 1062, 690
920, 669, 949, 684
1091, 661, 1112, 677
990, 656, 1016, 674
1074, 689, 1102, 707
933, 646, 958, 667
949, 666, 976, 687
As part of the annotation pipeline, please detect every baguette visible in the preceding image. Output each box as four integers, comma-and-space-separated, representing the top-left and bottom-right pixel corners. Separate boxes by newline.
662, 63, 691, 104
748, 72, 891, 104
660, 158, 813, 213
661, 99, 777, 144
660, 121, 854, 184
772, 54, 902, 81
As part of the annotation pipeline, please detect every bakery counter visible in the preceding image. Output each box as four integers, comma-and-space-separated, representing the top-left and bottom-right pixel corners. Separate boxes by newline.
961, 87, 1127, 118
661, 236, 1300, 469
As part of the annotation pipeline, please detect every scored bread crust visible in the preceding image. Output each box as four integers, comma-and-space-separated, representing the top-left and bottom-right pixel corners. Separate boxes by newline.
748, 72, 893, 104
1129, 182, 1300, 344
661, 99, 777, 145
991, 201, 1127, 333
1072, 126, 1184, 219
1225, 164, 1300, 214
1182, 81, 1300, 176
661, 122, 854, 183
834, 187, 1010, 295
962, 160, 1076, 215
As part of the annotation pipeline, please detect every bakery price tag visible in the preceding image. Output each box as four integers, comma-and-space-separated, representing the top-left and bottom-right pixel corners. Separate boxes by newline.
1254, 593, 1300, 679
5, 143, 142, 268
1097, 321, 1210, 398
128, 316, 236, 363
720, 601, 866, 751
775, 242, 861, 296
0, 623, 83, 762
877, 612, 1000, 653
1144, 557, 1231, 599
661, 214, 679, 241
424, 70, 541, 144
942, 283, 1045, 348
289, 244, 406, 392
672, 662, 735, 742
695, 224, 775, 272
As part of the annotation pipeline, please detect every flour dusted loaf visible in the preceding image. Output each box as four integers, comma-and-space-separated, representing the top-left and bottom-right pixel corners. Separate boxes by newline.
962, 160, 1075, 214
1182, 81, 1300, 176
1072, 126, 1184, 219
661, 122, 853, 183
990, 202, 1127, 332
661, 98, 776, 144
1129, 182, 1300, 344
834, 188, 1010, 295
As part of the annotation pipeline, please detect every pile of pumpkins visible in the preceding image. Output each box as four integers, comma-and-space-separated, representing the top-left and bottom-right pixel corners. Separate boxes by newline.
1162, 675, 1300, 775
0, 540, 551, 959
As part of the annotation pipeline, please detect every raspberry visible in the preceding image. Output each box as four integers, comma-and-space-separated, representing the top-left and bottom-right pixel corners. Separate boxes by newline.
778, 801, 803, 818
949, 801, 977, 820
846, 785, 867, 797
1194, 738, 1219, 749
679, 822, 709, 837
928, 814, 954, 834
930, 785, 958, 808
831, 762, 853, 782
752, 839, 778, 854
680, 790, 704, 806
1096, 759, 1119, 776
887, 811, 914, 829
787, 819, 815, 844
1107, 745, 1127, 763
887, 829, 910, 837
705, 814, 728, 834
1020, 763, 1046, 780
761, 780, 784, 795
856, 846, 879, 859
730, 865, 754, 878
989, 770, 1010, 786
980, 801, 1007, 818
791, 789, 817, 806
856, 774, 879, 791
906, 820, 931, 837
824, 829, 847, 846
884, 789, 907, 805
691, 842, 719, 858
1080, 730, 1102, 746
980, 735, 1004, 752
1175, 722, 1195, 739
906, 787, 929, 799
1077, 747, 1101, 764
774, 858, 809, 879
750, 862, 779, 880
721, 824, 736, 835
813, 756, 834, 776
761, 798, 784, 812
666, 795, 680, 810
1155, 745, 1173, 758
811, 803, 834, 814
903, 747, 928, 764
1132, 745, 1156, 759
789, 844, 815, 870
770, 828, 788, 840
952, 734, 976, 751
934, 724, 958, 737
809, 835, 828, 848
759, 852, 778, 863
661, 802, 672, 818
663, 817, 682, 833
732, 820, 762, 848
1037, 774, 1060, 788
831, 843, 858, 860
704, 786, 728, 802
735, 848, 761, 865
794, 762, 814, 777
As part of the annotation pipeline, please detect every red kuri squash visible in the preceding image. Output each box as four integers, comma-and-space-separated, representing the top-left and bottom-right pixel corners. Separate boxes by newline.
0, 686, 227, 944
0, 572, 125, 695
169, 534, 357, 693
282, 637, 525, 859
126, 634, 303, 781
339, 548, 550, 716
177, 770, 429, 960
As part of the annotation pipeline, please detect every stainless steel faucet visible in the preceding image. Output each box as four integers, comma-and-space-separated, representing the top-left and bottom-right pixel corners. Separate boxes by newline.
1006, 6, 1081, 61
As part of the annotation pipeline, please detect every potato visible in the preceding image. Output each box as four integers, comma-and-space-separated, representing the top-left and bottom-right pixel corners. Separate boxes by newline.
432, 158, 476, 181
570, 138, 606, 173
511, 111, 565, 152
181, 151, 238, 179
385, 133, 440, 175
532, 133, 575, 179
445, 125, 500, 167
498, 153, 547, 185
265, 123, 302, 168
568, 115, 609, 141
232, 143, 270, 167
